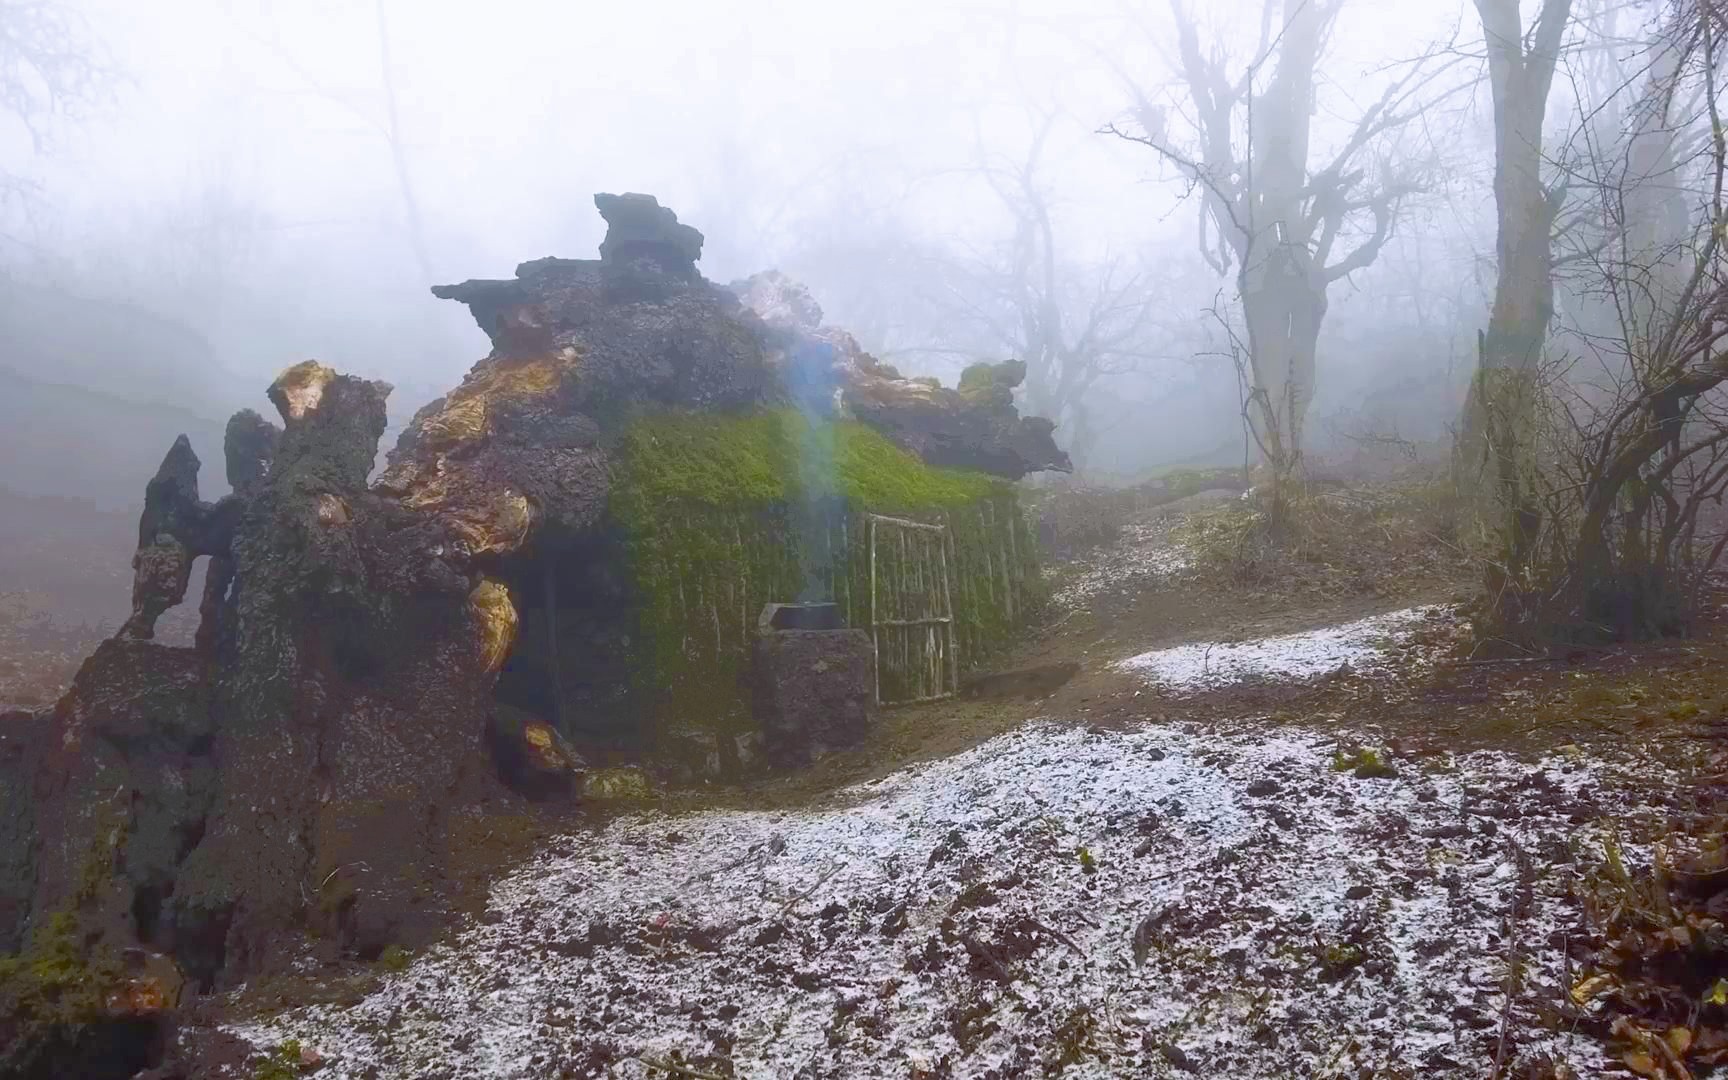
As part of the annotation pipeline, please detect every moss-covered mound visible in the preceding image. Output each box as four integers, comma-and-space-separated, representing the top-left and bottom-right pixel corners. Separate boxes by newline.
611, 410, 1043, 772
613, 410, 1005, 516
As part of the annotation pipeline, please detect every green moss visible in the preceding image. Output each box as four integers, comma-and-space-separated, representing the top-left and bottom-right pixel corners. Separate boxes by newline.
251, 1038, 303, 1080
377, 946, 411, 973
0, 802, 134, 1076
609, 409, 1045, 771
1319, 941, 1367, 976
614, 409, 1004, 522
0, 912, 128, 1075
1331, 746, 1399, 779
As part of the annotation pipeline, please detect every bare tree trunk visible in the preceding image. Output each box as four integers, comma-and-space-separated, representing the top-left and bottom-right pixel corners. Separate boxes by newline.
376, 0, 433, 285
1462, 0, 1574, 628
1622, 33, 1691, 346
1239, 255, 1326, 493
1238, 0, 1329, 523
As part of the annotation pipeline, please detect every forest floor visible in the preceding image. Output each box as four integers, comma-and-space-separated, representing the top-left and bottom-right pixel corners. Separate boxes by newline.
112, 478, 1728, 1076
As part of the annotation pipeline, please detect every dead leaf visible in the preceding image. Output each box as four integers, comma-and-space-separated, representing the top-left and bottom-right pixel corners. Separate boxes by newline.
1705, 978, 1728, 1007
1572, 972, 1617, 1005
1132, 912, 1159, 967
1668, 1027, 1694, 1056
1623, 1050, 1659, 1077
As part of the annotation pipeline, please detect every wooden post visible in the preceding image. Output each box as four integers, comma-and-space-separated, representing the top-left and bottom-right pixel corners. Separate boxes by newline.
736, 519, 749, 640
869, 516, 880, 705
938, 523, 958, 696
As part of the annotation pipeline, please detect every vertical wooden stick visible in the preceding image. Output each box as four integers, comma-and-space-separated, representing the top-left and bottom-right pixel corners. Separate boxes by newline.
870, 516, 880, 706
938, 521, 958, 696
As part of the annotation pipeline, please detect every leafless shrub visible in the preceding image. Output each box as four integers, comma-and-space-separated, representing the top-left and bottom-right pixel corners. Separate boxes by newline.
1478, 1, 1728, 643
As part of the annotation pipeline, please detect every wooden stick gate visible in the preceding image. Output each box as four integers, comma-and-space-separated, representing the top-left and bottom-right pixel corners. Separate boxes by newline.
867, 513, 958, 705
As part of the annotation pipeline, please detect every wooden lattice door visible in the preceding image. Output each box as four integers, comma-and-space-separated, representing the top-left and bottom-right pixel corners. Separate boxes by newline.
867, 513, 958, 704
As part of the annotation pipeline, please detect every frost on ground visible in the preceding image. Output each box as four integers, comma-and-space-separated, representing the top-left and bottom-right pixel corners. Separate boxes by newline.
227, 718, 1646, 1079
1051, 521, 1193, 610
1116, 606, 1445, 693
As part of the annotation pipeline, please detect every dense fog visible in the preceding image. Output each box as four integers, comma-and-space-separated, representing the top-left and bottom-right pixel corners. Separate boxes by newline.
12, 6, 1728, 1076
1, 0, 1493, 497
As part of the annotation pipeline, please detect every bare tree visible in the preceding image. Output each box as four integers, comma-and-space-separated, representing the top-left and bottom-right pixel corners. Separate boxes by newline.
245, 2, 432, 283
1106, 0, 1440, 520
374, 0, 431, 285
936, 120, 1171, 474
1472, 0, 1728, 644
1460, 0, 1575, 630
0, 0, 105, 215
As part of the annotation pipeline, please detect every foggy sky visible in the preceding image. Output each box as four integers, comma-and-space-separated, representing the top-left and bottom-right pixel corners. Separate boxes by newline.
1, 0, 1522, 476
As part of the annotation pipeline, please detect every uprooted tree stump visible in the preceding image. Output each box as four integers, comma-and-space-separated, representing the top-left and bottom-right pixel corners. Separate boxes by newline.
0, 193, 1074, 1075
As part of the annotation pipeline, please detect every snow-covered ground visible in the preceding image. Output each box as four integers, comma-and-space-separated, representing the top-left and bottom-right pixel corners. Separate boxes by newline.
1052, 522, 1192, 610
229, 717, 1633, 1078
1116, 606, 1446, 692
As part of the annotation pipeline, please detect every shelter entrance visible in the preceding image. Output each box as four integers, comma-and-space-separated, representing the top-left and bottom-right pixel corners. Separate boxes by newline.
867, 513, 958, 705
491, 531, 638, 750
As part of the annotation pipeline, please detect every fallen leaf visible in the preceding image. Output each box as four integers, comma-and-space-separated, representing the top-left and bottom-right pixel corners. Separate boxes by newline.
1132, 911, 1161, 967
1622, 1050, 1659, 1077
1705, 978, 1728, 1007
1669, 1026, 1694, 1055
1573, 972, 1617, 1005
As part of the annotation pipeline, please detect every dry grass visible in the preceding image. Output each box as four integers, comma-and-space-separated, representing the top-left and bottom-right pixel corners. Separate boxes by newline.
1172, 471, 1471, 601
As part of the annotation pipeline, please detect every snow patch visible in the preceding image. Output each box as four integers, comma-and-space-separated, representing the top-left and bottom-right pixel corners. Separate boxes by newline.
226, 718, 1636, 1078
1116, 606, 1442, 691
1053, 522, 1193, 608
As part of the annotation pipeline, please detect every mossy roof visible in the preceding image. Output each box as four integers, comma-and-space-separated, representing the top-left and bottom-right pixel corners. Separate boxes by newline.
614, 410, 1006, 523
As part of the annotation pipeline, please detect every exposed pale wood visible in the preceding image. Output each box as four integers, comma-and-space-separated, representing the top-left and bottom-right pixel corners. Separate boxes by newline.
866, 512, 947, 532
939, 521, 959, 696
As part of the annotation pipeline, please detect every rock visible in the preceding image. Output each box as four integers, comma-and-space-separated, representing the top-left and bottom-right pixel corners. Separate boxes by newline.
753, 603, 877, 768
1245, 778, 1281, 797
27, 639, 214, 956
121, 438, 205, 640
14, 357, 489, 995
832, 349, 1072, 480
1345, 885, 1372, 900
594, 192, 704, 277
106, 948, 186, 1016
223, 409, 279, 496
957, 360, 1024, 410
1, 194, 1068, 1007
469, 579, 519, 674
728, 270, 823, 332
583, 767, 655, 800
0, 709, 48, 952
730, 271, 1073, 479
488, 704, 585, 801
